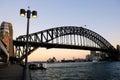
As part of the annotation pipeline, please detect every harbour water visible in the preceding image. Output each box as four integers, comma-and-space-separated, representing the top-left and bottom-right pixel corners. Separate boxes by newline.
31, 62, 120, 80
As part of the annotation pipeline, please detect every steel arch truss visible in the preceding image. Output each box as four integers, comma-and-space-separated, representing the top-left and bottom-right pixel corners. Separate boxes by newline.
14, 26, 117, 60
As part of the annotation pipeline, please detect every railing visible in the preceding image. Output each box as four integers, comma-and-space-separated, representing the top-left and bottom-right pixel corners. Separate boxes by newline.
0, 40, 9, 63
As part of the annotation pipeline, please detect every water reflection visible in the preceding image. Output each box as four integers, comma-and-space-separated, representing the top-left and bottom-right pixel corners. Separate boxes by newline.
31, 62, 120, 80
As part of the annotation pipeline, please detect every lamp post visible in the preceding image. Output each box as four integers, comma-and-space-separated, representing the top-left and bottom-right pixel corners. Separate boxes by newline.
20, 8, 37, 80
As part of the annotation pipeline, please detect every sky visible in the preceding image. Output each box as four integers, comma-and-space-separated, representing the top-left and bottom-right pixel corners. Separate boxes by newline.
0, 0, 120, 61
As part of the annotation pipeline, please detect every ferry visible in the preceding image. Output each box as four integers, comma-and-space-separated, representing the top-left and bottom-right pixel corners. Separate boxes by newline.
92, 57, 99, 62
92, 59, 98, 62
29, 63, 47, 70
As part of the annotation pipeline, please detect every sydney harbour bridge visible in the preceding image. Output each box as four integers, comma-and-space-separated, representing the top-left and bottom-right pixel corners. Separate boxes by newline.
13, 26, 119, 61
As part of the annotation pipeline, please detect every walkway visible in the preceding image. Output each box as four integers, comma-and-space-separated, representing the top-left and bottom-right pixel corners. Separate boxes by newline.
0, 64, 23, 80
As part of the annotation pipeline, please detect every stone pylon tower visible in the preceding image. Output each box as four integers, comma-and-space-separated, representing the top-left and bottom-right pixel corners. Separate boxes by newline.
0, 21, 14, 57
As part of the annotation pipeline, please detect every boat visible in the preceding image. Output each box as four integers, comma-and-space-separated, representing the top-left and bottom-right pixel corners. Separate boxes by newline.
92, 57, 99, 62
92, 59, 98, 62
29, 63, 47, 70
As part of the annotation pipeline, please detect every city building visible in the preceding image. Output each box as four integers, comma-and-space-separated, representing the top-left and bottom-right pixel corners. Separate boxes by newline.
86, 51, 107, 61
117, 45, 120, 53
117, 45, 120, 60
0, 21, 14, 57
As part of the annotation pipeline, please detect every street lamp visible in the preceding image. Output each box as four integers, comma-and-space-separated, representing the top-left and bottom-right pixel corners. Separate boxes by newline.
20, 8, 37, 80
20, 9, 37, 18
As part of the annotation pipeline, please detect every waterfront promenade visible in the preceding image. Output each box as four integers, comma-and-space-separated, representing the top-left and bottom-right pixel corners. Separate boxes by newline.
0, 64, 23, 80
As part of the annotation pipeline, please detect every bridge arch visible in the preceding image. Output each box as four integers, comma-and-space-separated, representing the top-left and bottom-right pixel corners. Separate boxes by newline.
17, 26, 114, 49
14, 26, 117, 60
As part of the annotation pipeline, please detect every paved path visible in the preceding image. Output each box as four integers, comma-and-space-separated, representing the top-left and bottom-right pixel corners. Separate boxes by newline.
0, 64, 23, 80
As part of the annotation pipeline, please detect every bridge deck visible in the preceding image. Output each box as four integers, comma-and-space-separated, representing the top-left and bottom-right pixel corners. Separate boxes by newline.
0, 64, 24, 80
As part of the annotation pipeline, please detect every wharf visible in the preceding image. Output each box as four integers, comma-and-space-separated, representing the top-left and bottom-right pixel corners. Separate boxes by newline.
0, 64, 24, 80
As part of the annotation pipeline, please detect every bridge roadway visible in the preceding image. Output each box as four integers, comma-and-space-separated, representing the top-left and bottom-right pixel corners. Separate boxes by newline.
13, 40, 109, 52
14, 40, 118, 61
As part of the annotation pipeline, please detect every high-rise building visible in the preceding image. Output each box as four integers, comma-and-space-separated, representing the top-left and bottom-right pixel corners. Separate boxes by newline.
116, 45, 120, 60
117, 45, 120, 53
0, 21, 14, 57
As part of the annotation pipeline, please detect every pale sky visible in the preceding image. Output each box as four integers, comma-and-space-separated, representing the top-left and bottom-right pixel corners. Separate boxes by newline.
0, 0, 120, 61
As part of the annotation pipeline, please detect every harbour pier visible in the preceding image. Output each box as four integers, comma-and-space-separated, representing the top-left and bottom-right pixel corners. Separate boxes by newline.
0, 64, 23, 80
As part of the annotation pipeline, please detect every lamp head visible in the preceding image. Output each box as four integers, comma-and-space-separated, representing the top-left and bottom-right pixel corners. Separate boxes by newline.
20, 9, 25, 17
32, 11, 37, 18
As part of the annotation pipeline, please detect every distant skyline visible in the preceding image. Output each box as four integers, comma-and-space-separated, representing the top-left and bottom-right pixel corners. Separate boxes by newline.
0, 0, 120, 61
